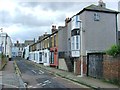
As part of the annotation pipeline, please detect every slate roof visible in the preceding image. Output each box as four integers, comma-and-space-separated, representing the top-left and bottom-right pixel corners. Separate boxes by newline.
77, 4, 119, 15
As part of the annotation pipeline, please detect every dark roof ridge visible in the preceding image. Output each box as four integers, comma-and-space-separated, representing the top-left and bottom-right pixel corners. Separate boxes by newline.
76, 4, 119, 15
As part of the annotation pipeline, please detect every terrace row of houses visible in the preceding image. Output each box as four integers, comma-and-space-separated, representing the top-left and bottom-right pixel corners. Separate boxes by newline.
23, 1, 120, 76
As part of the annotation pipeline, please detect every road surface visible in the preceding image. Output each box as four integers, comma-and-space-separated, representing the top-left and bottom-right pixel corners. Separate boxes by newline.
16, 58, 89, 89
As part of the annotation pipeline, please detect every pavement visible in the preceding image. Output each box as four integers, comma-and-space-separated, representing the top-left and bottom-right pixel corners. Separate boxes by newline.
26, 60, 120, 90
0, 60, 25, 89
1, 58, 119, 89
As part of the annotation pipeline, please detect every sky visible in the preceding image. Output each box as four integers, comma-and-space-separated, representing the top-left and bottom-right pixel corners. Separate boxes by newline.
0, 0, 119, 43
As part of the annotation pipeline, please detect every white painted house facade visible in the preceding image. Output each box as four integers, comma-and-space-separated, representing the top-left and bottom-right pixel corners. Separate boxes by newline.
0, 32, 12, 60
12, 41, 25, 57
71, 15, 80, 57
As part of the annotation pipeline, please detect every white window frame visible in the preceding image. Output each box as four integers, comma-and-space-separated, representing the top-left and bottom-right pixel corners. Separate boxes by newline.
94, 13, 100, 21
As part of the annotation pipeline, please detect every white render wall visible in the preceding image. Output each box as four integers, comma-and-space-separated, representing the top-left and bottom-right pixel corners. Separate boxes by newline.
12, 46, 19, 57
24, 45, 29, 59
0, 32, 12, 58
81, 11, 117, 55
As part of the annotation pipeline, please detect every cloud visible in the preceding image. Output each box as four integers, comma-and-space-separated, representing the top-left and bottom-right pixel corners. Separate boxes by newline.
19, 2, 41, 8
19, 2, 84, 11
13, 10, 53, 27
0, 0, 118, 43
3, 24, 51, 43
0, 11, 13, 27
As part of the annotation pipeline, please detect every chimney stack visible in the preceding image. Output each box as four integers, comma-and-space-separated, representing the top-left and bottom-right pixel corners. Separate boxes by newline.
51, 25, 57, 33
17, 40, 19, 44
98, 0, 106, 8
65, 17, 70, 26
44, 32, 48, 37
34, 38, 35, 43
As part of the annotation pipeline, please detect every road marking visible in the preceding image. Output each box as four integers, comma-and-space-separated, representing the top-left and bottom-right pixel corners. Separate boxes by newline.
41, 83, 46, 87
36, 80, 51, 87
37, 83, 42, 86
28, 85, 37, 88
44, 80, 51, 84
44, 80, 49, 83
32, 86, 37, 88
39, 70, 44, 74
38, 72, 42, 75
28, 85, 33, 88
52, 77, 57, 79
31, 70, 37, 74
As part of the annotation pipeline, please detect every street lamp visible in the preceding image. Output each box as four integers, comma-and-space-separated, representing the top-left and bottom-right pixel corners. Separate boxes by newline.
77, 20, 84, 77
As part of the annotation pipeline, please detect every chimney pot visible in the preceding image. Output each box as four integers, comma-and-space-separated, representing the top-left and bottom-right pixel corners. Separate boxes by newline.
17, 40, 19, 44
51, 25, 57, 33
98, 0, 106, 8
65, 17, 70, 26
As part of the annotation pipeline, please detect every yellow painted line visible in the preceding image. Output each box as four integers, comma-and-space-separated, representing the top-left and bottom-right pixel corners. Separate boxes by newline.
13, 60, 22, 77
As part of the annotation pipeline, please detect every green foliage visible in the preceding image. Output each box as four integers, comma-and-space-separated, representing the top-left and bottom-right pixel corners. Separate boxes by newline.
106, 45, 120, 57
0, 53, 7, 70
0, 54, 2, 58
106, 78, 120, 86
102, 78, 120, 86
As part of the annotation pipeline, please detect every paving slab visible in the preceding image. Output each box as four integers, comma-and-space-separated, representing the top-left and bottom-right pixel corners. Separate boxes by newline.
1, 61, 25, 89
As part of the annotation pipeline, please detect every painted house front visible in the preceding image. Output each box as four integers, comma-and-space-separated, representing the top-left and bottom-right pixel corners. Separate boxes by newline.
24, 45, 29, 60
50, 25, 58, 67
69, 1, 119, 75
0, 32, 12, 60
42, 34, 50, 66
71, 15, 80, 58
12, 44, 19, 57
12, 41, 25, 58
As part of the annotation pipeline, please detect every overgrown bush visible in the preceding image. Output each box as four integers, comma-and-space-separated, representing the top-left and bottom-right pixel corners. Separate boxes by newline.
106, 45, 120, 57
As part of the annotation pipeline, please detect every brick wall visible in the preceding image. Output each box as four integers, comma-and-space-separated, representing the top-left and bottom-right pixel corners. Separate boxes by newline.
74, 56, 87, 75
103, 55, 120, 83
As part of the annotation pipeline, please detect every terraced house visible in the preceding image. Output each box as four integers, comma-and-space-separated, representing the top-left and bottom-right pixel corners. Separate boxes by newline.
0, 31, 12, 60
67, 0, 119, 77
49, 25, 58, 67
28, 0, 119, 79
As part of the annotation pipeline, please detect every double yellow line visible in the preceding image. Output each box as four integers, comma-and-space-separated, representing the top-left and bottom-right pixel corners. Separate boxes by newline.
13, 60, 22, 77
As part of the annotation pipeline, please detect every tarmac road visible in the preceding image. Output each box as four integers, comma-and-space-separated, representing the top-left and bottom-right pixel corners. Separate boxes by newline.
16, 58, 89, 89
